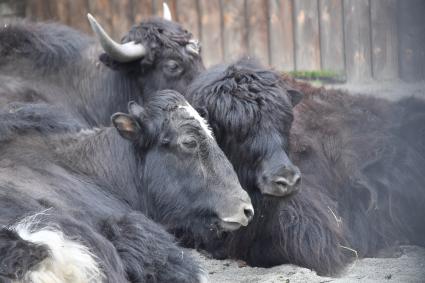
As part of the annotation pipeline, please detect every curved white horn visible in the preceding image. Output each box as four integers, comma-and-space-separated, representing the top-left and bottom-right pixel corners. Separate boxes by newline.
163, 3, 172, 21
87, 13, 146, 63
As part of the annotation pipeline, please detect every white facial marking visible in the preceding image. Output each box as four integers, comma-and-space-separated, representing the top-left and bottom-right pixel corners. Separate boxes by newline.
13, 213, 104, 283
179, 103, 214, 139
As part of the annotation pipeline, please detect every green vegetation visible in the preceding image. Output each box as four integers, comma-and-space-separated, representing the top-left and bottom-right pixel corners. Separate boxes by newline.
288, 70, 346, 84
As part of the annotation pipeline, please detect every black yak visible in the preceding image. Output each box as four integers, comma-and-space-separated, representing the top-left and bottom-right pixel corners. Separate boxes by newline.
184, 58, 425, 276
0, 90, 253, 283
184, 58, 351, 275
0, 13, 204, 126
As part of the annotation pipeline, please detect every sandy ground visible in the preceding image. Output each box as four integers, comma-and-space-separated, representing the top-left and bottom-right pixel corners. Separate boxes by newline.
191, 81, 425, 283
192, 245, 425, 283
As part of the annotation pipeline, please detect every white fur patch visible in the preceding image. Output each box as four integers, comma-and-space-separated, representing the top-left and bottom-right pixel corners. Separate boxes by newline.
76, 127, 101, 137
12, 214, 104, 283
179, 104, 213, 138
197, 271, 209, 283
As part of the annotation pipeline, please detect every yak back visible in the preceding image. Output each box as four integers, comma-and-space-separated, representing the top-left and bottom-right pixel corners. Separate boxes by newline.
285, 76, 425, 255
0, 20, 139, 126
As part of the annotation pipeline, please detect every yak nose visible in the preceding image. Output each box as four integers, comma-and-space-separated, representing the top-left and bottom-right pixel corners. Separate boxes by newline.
243, 204, 254, 223
221, 201, 254, 228
259, 164, 302, 197
272, 165, 301, 195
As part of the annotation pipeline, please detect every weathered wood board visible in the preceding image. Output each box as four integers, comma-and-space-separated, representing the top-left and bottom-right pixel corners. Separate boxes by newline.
398, 0, 425, 81
319, 0, 344, 73
247, 0, 269, 65
371, 0, 398, 80
343, 0, 372, 81
199, 0, 223, 66
268, 0, 295, 71
293, 0, 321, 70
176, 0, 200, 39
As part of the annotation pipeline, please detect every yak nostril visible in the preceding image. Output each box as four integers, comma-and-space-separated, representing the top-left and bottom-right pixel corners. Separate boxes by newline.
243, 207, 254, 222
293, 174, 301, 187
274, 177, 289, 187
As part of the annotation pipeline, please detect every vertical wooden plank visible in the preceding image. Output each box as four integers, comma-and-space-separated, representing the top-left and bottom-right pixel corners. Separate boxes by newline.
268, 0, 295, 71
398, 0, 425, 81
111, 0, 132, 39
199, 0, 223, 66
53, 0, 70, 24
176, 0, 200, 39
68, 0, 90, 33
221, 0, 247, 62
370, 0, 398, 80
132, 0, 153, 23
293, 0, 321, 70
25, 0, 48, 21
152, 0, 164, 17
319, 0, 344, 72
343, 0, 372, 81
247, 0, 269, 65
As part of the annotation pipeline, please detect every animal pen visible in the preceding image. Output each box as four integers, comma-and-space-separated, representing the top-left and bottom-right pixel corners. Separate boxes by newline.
2, 0, 424, 82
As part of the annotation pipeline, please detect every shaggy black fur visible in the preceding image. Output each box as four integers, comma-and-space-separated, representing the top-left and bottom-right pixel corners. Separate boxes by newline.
184, 58, 352, 275
0, 90, 248, 282
0, 18, 204, 126
0, 229, 49, 280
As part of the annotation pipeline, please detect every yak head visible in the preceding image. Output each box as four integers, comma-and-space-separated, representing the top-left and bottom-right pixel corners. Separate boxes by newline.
186, 58, 303, 198
88, 12, 204, 97
111, 90, 253, 233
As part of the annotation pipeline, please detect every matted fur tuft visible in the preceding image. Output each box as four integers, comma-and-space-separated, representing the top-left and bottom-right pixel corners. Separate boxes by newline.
12, 213, 104, 283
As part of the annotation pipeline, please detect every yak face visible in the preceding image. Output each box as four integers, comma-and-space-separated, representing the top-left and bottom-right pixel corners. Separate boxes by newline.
186, 58, 303, 198
97, 18, 204, 96
111, 90, 253, 233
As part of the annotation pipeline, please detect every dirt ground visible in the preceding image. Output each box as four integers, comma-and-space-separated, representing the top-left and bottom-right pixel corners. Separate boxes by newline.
192, 245, 425, 283
192, 80, 425, 283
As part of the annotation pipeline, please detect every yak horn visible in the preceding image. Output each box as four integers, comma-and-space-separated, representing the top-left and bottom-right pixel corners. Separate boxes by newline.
163, 3, 172, 21
87, 13, 146, 63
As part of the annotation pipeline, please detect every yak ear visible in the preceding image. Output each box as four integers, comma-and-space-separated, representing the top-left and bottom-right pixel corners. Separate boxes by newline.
128, 101, 145, 118
287, 89, 304, 107
99, 53, 122, 70
111, 113, 141, 141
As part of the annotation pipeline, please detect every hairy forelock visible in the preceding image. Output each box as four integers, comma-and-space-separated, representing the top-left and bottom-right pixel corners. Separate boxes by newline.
186, 59, 295, 139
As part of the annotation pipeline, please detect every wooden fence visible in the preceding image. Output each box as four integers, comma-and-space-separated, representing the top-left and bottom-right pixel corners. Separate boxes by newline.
3, 0, 425, 82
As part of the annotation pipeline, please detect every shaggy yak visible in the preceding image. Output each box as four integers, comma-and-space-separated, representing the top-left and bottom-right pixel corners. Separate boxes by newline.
284, 76, 425, 255
0, 12, 204, 126
184, 58, 350, 275
0, 90, 253, 283
184, 58, 425, 276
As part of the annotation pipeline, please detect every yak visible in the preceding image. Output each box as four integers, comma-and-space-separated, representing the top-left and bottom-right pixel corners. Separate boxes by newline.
0, 12, 204, 126
284, 76, 425, 256
184, 58, 425, 276
184, 58, 351, 275
0, 90, 253, 283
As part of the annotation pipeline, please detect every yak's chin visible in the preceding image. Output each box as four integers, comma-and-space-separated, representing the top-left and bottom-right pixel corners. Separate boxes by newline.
218, 220, 242, 231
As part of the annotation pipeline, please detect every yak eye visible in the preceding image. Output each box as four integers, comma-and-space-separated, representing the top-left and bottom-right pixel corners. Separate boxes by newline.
164, 60, 183, 75
181, 138, 198, 150
161, 138, 171, 146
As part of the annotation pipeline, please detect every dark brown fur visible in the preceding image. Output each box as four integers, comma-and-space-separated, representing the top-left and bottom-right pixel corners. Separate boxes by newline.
286, 76, 425, 256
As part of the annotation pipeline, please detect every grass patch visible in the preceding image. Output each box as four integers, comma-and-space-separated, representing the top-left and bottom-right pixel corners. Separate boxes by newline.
288, 70, 346, 84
